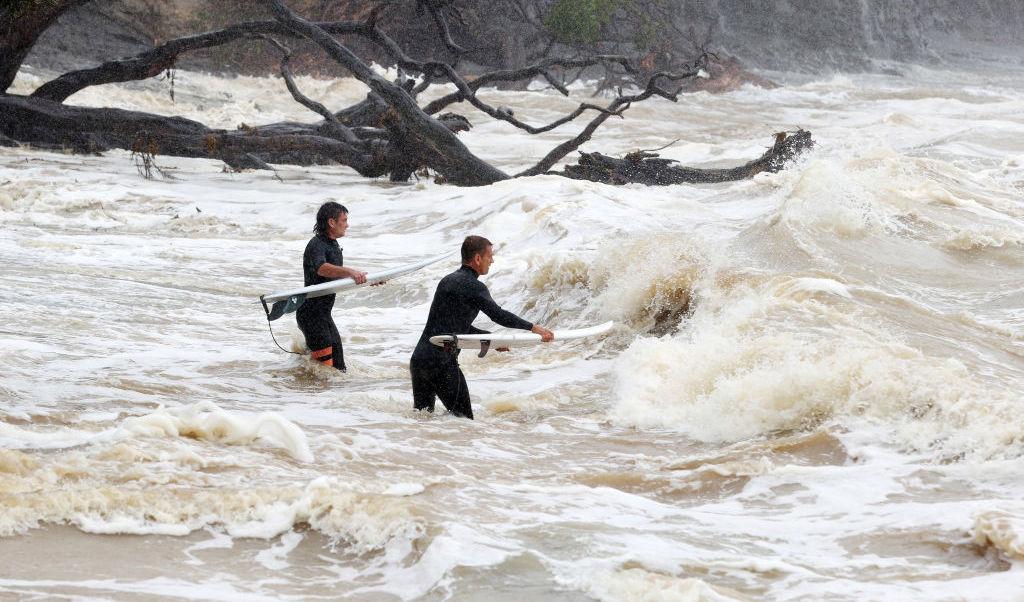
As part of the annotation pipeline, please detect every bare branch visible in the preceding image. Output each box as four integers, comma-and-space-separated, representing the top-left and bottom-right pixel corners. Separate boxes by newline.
256, 34, 364, 148
415, 0, 469, 56
517, 70, 700, 177
640, 138, 680, 153
541, 70, 569, 96
265, 0, 507, 186
425, 61, 626, 135
29, 19, 378, 103
421, 55, 637, 114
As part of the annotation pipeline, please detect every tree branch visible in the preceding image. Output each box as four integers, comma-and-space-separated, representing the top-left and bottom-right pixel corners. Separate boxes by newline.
0, 0, 88, 93
29, 19, 379, 103
561, 130, 815, 185
256, 34, 365, 148
517, 70, 700, 177
426, 61, 625, 135
265, 0, 507, 186
415, 0, 468, 56
421, 55, 636, 114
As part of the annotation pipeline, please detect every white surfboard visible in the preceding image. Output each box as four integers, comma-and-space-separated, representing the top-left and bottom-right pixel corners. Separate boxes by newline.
260, 252, 451, 321
429, 321, 614, 357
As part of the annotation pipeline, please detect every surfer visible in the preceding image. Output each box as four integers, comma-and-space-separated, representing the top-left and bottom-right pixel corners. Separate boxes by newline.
298, 201, 373, 371
410, 235, 554, 419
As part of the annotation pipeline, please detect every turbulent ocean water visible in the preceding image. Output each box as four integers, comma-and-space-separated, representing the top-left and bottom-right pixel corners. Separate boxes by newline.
1, 62, 1023, 600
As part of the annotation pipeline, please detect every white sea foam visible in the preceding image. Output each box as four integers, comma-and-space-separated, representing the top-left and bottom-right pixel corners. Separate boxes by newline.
587, 234, 713, 330
943, 226, 1024, 251
974, 510, 1024, 560
0, 460, 426, 556
611, 277, 1022, 459
118, 401, 314, 462
586, 568, 747, 602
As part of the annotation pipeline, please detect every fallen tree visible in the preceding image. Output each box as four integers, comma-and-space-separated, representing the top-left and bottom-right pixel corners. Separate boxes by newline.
0, 0, 813, 186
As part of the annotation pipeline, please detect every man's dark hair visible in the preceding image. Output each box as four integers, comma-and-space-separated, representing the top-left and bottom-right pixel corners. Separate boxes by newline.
461, 235, 492, 263
314, 201, 348, 236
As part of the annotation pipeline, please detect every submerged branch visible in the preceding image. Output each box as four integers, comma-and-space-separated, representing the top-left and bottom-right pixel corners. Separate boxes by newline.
559, 130, 815, 185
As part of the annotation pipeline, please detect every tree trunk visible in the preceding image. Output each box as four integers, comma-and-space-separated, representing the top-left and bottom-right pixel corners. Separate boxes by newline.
0, 94, 473, 179
0, 0, 89, 93
0, 94, 384, 173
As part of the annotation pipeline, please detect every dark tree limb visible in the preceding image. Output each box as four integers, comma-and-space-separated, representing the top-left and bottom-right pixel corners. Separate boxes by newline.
28, 16, 463, 103
560, 130, 815, 185
0, 94, 382, 172
421, 55, 635, 114
257, 34, 365, 148
517, 70, 701, 177
423, 61, 622, 135
29, 19, 385, 103
541, 70, 569, 96
265, 0, 508, 186
415, 0, 468, 56
0, 0, 89, 93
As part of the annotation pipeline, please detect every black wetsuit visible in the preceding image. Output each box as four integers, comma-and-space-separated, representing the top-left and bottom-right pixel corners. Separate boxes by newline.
297, 233, 346, 370
410, 265, 533, 419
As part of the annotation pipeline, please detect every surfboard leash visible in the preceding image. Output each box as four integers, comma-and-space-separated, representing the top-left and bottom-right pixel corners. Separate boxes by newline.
264, 317, 303, 355
260, 296, 303, 356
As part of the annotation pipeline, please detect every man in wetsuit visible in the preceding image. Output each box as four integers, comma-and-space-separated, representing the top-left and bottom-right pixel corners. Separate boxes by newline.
297, 201, 370, 371
410, 235, 554, 419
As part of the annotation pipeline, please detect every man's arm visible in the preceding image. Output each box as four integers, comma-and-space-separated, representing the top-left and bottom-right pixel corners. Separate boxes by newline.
317, 263, 368, 284
473, 286, 554, 341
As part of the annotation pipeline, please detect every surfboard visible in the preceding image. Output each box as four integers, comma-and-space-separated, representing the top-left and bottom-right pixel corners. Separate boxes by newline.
260, 253, 451, 321
429, 321, 614, 357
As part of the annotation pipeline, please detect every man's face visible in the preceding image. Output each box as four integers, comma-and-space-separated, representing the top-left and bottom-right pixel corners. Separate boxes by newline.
327, 212, 349, 239
475, 245, 494, 275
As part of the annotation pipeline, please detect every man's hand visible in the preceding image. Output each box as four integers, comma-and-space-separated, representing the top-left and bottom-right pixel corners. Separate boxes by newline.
371, 279, 387, 288
531, 324, 554, 342
496, 346, 510, 352
346, 268, 368, 284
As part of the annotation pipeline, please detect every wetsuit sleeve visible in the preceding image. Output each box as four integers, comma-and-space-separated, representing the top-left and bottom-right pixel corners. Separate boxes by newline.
468, 325, 490, 335
307, 239, 329, 273
472, 284, 533, 331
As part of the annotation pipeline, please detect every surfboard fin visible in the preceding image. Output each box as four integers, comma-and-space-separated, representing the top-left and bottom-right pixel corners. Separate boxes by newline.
261, 294, 306, 321
478, 339, 491, 358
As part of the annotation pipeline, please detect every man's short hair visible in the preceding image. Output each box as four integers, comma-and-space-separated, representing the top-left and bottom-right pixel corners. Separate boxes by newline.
461, 235, 492, 263
314, 201, 348, 236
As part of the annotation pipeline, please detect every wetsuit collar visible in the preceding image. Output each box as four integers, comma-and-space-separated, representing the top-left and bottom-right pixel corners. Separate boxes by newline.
459, 264, 480, 279
318, 232, 341, 246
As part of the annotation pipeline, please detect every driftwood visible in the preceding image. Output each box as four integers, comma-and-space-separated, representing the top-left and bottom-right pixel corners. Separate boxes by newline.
561, 130, 814, 185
